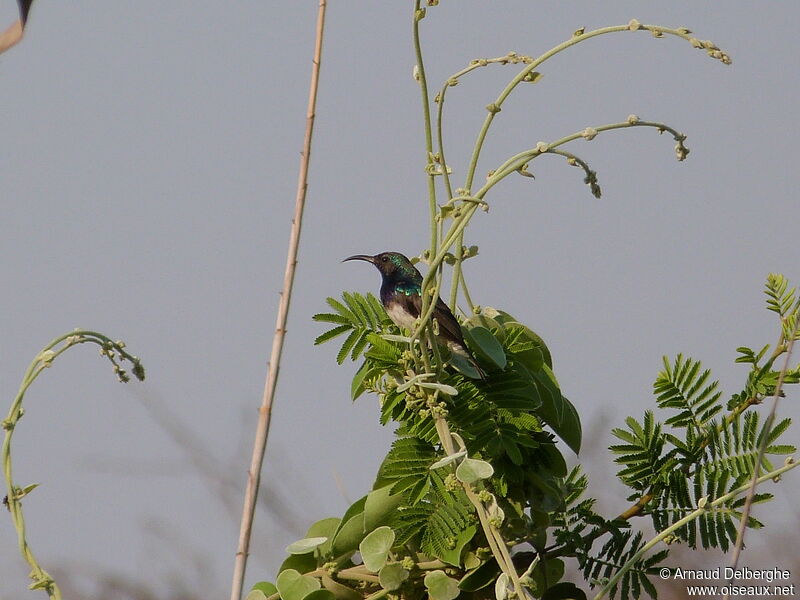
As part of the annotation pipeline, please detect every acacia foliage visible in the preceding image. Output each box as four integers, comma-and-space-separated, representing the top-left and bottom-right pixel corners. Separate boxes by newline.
248, 274, 799, 600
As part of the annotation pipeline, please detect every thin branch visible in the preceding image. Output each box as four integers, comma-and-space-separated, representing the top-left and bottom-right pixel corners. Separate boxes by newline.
723, 315, 799, 599
229, 3, 327, 599
412, 1, 438, 257
592, 458, 799, 600
2, 331, 143, 599
462, 21, 729, 192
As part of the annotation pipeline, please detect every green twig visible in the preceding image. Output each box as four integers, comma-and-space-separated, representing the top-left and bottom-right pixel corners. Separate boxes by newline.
2, 330, 144, 599
592, 458, 798, 600
463, 21, 729, 192
412, 1, 438, 257
723, 315, 799, 599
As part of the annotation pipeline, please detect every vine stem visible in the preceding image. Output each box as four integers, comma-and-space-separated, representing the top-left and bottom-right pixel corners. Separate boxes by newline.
462, 22, 707, 191
592, 458, 799, 600
3, 331, 143, 599
432, 416, 527, 600
412, 0, 438, 257
411, 8, 523, 592
722, 315, 799, 599
229, 3, 326, 599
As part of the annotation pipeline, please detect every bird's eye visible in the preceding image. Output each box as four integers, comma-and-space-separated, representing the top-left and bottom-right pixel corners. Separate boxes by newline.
381, 256, 389, 262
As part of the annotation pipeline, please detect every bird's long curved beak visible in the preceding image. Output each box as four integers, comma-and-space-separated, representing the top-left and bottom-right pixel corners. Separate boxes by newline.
342, 254, 375, 264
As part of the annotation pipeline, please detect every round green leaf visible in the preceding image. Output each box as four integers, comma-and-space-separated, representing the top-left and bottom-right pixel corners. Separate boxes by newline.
279, 552, 317, 575
276, 569, 321, 600
286, 537, 329, 555
302, 591, 335, 600
424, 570, 461, 600
359, 526, 395, 572
455, 457, 494, 484
463, 552, 482, 571
495, 573, 510, 600
305, 517, 340, 557
251, 582, 278, 596
378, 563, 410, 591
246, 592, 267, 600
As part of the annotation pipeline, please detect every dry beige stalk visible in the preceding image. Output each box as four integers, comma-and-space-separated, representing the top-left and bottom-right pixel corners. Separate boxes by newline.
229, 2, 327, 600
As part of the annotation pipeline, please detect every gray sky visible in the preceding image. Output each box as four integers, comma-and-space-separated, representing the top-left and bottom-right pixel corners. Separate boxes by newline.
1, 2, 798, 598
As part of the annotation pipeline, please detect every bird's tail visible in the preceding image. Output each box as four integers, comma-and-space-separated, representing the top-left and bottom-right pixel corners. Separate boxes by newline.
448, 342, 486, 380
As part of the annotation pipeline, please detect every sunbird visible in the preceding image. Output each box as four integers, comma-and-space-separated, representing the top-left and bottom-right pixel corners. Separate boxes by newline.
344, 251, 484, 378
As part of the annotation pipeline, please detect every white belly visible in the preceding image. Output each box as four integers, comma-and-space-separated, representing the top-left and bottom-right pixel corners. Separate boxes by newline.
386, 303, 417, 331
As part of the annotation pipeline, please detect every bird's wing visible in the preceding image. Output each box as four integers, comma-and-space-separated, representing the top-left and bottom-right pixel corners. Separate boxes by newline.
406, 293, 466, 349
434, 296, 469, 349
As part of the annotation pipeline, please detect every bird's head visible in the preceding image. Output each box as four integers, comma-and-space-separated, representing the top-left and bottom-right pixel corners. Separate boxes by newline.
343, 251, 418, 280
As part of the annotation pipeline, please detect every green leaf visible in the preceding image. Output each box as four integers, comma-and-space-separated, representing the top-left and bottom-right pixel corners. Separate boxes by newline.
459, 559, 500, 591
248, 582, 278, 600
302, 591, 335, 600
276, 569, 321, 600
424, 570, 461, 600
326, 297, 356, 321
541, 582, 588, 600
531, 558, 565, 595
336, 329, 362, 364
320, 575, 361, 600
534, 369, 582, 454
494, 317, 552, 368
654, 354, 722, 431
305, 518, 340, 558
379, 563, 410, 591
314, 324, 352, 346
374, 437, 437, 494
430, 450, 467, 470
364, 485, 404, 531
313, 313, 351, 326
418, 381, 459, 395
331, 495, 367, 556
465, 313, 504, 334
464, 326, 507, 369
495, 573, 510, 600
359, 526, 395, 572
455, 458, 494, 484
351, 361, 372, 400
331, 512, 365, 556
448, 352, 484, 379
252, 582, 278, 596
511, 346, 544, 373
279, 553, 317, 575
438, 524, 477, 567
286, 537, 329, 555
365, 332, 401, 361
